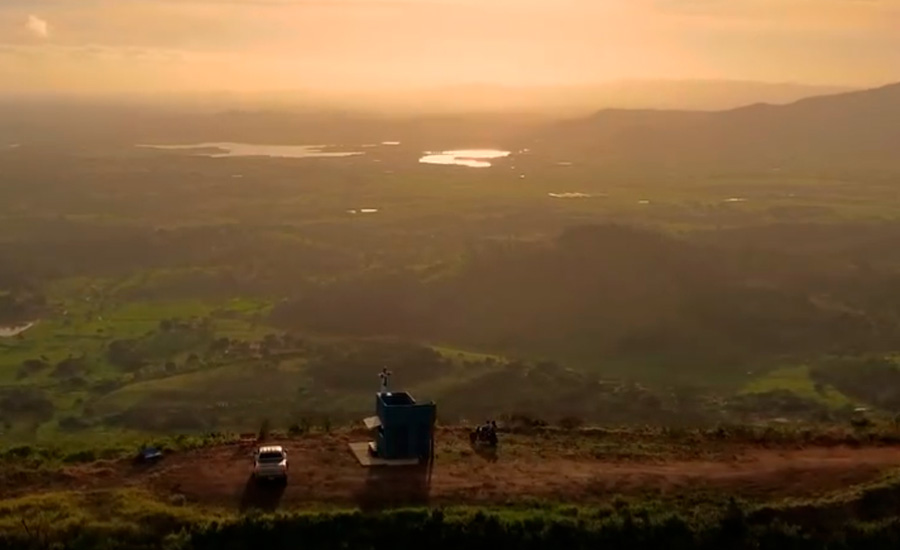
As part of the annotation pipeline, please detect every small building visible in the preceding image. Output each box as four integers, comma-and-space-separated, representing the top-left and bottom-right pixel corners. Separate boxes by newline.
350, 391, 437, 466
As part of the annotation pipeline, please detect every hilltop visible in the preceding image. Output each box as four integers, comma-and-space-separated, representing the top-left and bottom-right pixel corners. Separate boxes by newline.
5, 425, 900, 549
527, 82, 900, 169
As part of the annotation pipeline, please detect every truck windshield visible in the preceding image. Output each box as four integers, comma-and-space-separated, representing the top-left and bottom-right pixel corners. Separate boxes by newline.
258, 452, 284, 462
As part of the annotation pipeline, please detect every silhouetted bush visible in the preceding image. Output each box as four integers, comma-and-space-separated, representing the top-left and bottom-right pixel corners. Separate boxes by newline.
5, 504, 900, 550
58, 415, 92, 432
558, 415, 584, 430
0, 388, 54, 423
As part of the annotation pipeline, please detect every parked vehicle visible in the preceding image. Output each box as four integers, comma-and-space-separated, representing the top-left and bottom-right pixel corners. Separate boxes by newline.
252, 445, 289, 484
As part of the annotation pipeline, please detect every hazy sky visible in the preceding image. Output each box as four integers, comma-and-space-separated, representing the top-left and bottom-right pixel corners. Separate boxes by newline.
1, 0, 898, 94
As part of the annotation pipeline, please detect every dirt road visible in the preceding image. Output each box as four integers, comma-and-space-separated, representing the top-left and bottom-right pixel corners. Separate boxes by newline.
6, 429, 900, 510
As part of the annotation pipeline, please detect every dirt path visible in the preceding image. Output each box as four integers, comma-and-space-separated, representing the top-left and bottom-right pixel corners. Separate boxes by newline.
7, 431, 900, 510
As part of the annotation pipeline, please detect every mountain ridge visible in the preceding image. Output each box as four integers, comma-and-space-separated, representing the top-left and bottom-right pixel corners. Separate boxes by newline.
529, 81, 900, 168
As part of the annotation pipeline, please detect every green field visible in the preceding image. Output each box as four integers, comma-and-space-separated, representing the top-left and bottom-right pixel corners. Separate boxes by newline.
3, 140, 900, 444
740, 366, 856, 408
3, 119, 900, 550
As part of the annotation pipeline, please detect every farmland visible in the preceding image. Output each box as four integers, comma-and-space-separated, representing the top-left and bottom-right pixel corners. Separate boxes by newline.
5, 135, 900, 442
3, 86, 900, 547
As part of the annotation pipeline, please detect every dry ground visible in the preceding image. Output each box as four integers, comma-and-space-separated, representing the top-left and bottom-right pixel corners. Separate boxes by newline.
4, 428, 900, 511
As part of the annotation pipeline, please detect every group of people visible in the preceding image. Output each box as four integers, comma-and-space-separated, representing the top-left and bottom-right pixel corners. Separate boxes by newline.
381, 366, 499, 446
477, 420, 498, 436
472, 420, 499, 446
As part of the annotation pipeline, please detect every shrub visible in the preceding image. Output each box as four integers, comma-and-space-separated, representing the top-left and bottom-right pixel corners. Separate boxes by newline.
2, 445, 33, 460
59, 415, 92, 432
558, 416, 584, 430
258, 419, 271, 441
63, 449, 97, 463
287, 423, 304, 436
503, 413, 548, 431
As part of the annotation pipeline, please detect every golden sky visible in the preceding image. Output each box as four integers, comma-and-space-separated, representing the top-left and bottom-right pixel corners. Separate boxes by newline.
1, 0, 898, 94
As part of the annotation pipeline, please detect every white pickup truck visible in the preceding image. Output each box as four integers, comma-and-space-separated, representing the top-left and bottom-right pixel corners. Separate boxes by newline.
252, 445, 289, 485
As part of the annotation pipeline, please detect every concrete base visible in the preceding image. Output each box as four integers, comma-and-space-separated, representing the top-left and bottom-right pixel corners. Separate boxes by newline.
363, 416, 381, 430
348, 442, 420, 467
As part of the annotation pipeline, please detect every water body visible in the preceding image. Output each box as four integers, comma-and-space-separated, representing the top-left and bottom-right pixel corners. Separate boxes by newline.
549, 192, 591, 199
136, 142, 364, 159
419, 149, 511, 168
0, 322, 35, 338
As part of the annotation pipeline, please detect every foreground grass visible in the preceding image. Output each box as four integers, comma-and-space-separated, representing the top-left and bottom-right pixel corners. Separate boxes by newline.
4, 472, 900, 550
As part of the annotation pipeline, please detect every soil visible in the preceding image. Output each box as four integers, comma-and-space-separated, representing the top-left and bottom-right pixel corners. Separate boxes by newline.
5, 428, 900, 511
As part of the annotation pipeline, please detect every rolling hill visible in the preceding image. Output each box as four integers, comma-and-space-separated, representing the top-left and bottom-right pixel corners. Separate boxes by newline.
527, 82, 900, 169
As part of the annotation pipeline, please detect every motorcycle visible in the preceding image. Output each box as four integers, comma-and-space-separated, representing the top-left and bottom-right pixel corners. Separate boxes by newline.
469, 424, 498, 447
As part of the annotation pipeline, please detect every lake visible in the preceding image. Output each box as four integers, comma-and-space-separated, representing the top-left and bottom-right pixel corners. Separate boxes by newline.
137, 142, 513, 167
136, 142, 364, 159
0, 321, 35, 338
549, 192, 591, 199
419, 149, 511, 168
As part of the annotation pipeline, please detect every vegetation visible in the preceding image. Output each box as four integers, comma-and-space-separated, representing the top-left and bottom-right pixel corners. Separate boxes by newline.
2, 160, 900, 441
3, 58, 900, 550
5, 477, 900, 550
2, 84, 900, 445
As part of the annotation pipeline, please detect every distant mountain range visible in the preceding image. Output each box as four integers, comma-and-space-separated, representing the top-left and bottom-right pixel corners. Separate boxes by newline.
0, 79, 852, 115
1, 79, 897, 170
526, 82, 900, 169
176, 80, 853, 115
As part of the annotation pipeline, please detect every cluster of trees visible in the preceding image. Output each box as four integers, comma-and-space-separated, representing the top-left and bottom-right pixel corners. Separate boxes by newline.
811, 356, 900, 413
305, 340, 453, 392
0, 259, 45, 324
107, 319, 213, 372
0, 388, 54, 427
274, 223, 900, 379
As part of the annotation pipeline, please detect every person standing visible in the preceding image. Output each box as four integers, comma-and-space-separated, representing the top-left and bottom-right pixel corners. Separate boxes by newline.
378, 367, 392, 394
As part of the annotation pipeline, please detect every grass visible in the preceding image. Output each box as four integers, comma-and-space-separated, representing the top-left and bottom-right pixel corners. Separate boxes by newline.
3, 291, 526, 440
91, 360, 309, 414
0, 489, 713, 534
0, 489, 219, 541
2, 467, 898, 528
0, 291, 284, 441
4, 471, 900, 548
431, 344, 503, 364
6, 152, 900, 444
740, 365, 856, 408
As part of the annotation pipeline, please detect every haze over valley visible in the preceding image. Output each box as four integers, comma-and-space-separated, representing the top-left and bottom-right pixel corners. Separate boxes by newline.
3, 3, 900, 547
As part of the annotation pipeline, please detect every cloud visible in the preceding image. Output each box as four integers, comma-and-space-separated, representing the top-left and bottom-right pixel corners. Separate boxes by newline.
26, 15, 49, 38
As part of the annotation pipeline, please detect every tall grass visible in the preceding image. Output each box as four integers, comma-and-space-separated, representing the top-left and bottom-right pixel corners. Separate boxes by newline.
5, 473, 900, 549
